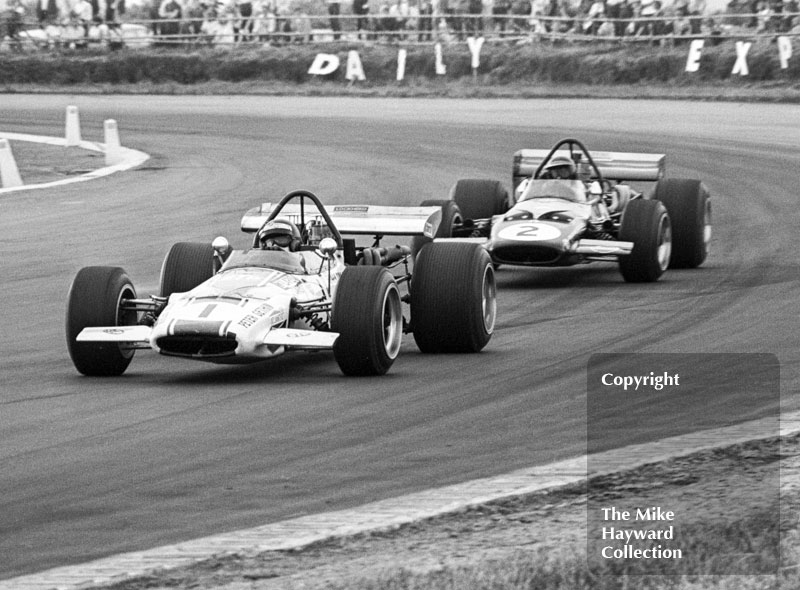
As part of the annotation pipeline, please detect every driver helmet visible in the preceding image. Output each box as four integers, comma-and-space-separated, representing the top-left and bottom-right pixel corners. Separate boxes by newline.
543, 155, 577, 180
258, 217, 300, 251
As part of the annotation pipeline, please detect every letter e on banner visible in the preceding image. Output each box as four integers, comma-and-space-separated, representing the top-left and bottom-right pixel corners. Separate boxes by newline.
778, 36, 792, 69
467, 36, 485, 69
732, 41, 751, 76
346, 50, 366, 81
397, 48, 407, 81
308, 53, 340, 76
685, 39, 704, 73
435, 43, 447, 75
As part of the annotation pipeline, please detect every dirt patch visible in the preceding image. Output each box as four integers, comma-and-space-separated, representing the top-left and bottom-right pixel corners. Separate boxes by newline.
94, 435, 800, 590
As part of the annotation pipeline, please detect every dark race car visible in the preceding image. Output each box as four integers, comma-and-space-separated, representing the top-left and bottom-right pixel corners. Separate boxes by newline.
416, 138, 711, 283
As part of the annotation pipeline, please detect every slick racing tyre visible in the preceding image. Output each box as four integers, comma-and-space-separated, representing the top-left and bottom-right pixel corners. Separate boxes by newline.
411, 242, 496, 353
410, 199, 463, 259
332, 266, 403, 376
618, 199, 672, 283
653, 178, 711, 269
450, 179, 510, 221
159, 242, 215, 297
66, 266, 138, 376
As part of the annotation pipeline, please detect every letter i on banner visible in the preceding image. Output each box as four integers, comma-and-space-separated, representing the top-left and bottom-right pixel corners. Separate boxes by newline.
732, 41, 751, 76
435, 43, 447, 75
397, 48, 407, 82
685, 39, 704, 73
346, 50, 366, 82
778, 36, 792, 69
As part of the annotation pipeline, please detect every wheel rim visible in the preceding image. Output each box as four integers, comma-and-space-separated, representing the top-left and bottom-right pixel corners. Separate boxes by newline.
382, 284, 403, 360
657, 215, 672, 271
481, 264, 497, 334
703, 199, 712, 253
116, 284, 138, 359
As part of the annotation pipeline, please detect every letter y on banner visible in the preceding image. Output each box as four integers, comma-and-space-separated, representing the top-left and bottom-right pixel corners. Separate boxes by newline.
467, 36, 485, 69
732, 41, 751, 76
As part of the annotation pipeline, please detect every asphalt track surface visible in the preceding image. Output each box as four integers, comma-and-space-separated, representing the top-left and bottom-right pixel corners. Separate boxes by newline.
0, 96, 797, 580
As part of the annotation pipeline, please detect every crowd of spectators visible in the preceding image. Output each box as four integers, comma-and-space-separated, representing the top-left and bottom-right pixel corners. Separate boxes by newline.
2, 0, 799, 48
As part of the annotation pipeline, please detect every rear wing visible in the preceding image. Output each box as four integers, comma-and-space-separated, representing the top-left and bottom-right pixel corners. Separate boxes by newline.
512, 149, 665, 188
241, 203, 442, 238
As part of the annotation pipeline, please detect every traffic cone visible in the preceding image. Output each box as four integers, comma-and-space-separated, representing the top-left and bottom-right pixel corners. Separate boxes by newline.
104, 119, 124, 166
65, 105, 82, 146
0, 139, 23, 188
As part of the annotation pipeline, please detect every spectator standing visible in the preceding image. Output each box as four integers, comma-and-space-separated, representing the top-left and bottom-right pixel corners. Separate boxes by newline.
467, 0, 482, 34
419, 0, 433, 38
352, 0, 369, 37
686, 0, 703, 32
605, 0, 624, 34
158, 0, 182, 40
326, 0, 341, 39
71, 0, 93, 42
492, 0, 510, 34
5, 0, 24, 50
509, 0, 530, 33
35, 0, 59, 24
451, 0, 469, 38
782, 0, 798, 31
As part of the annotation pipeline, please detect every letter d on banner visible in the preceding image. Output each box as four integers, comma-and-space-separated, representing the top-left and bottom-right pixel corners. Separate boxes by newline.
685, 39, 704, 73
778, 36, 792, 69
308, 53, 340, 76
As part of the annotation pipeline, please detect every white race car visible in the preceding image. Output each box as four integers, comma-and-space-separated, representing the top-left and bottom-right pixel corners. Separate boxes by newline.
66, 190, 496, 377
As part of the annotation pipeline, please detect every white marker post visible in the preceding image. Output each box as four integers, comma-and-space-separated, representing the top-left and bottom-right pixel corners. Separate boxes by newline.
104, 119, 124, 166
65, 105, 82, 146
0, 139, 23, 188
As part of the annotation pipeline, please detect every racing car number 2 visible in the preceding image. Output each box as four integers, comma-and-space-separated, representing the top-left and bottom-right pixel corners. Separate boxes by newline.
498, 222, 561, 242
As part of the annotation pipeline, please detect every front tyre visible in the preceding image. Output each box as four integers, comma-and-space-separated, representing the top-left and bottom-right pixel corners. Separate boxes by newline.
160, 242, 215, 297
618, 199, 672, 283
66, 266, 138, 376
332, 267, 403, 376
411, 242, 496, 353
653, 178, 711, 269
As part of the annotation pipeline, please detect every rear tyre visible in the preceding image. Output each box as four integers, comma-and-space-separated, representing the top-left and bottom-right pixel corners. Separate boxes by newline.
66, 266, 138, 376
410, 199, 463, 259
332, 267, 403, 376
160, 242, 215, 297
450, 178, 510, 221
653, 178, 711, 269
618, 199, 672, 283
411, 242, 496, 353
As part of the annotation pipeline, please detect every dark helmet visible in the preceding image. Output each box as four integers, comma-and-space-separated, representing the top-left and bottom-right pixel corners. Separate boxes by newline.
258, 217, 301, 251
542, 155, 577, 179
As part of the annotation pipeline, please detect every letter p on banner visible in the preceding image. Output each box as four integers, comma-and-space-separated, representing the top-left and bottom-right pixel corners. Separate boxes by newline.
308, 53, 340, 76
778, 36, 792, 69
685, 39, 704, 73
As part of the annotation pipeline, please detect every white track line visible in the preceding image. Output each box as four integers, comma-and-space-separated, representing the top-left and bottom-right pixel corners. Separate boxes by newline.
1, 411, 794, 590
0, 132, 149, 194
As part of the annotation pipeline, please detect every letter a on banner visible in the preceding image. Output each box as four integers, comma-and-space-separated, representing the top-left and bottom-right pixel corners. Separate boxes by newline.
397, 48, 407, 81
467, 36, 485, 70
732, 41, 751, 76
308, 53, 340, 76
778, 36, 792, 69
346, 50, 366, 81
435, 43, 447, 75
685, 39, 704, 73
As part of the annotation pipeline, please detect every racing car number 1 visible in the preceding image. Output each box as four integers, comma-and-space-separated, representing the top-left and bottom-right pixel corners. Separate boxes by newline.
497, 222, 561, 242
